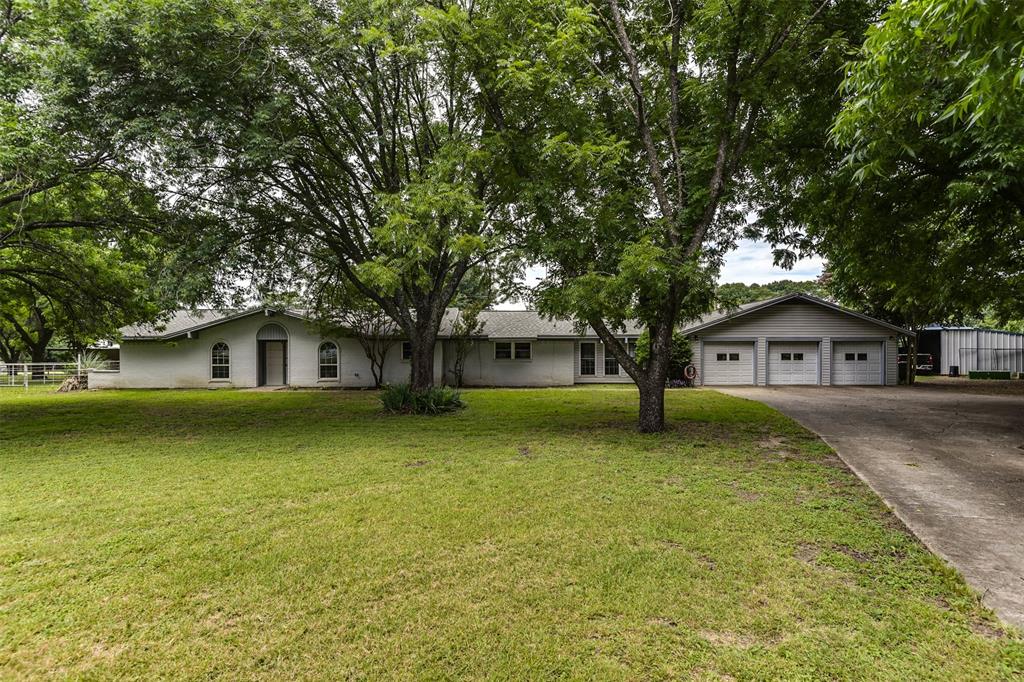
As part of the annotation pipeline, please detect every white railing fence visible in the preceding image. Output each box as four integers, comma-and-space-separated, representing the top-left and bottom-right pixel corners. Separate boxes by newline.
0, 361, 120, 388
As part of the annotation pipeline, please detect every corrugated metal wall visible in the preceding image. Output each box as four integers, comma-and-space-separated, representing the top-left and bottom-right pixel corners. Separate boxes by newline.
938, 328, 1024, 374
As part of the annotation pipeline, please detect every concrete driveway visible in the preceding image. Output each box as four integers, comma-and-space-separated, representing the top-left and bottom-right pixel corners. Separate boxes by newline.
720, 385, 1024, 628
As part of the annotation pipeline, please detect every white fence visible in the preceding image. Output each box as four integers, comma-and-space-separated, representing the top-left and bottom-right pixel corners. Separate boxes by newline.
0, 361, 120, 388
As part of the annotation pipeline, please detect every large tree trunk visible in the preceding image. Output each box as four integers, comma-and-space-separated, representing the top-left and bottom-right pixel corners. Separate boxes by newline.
637, 378, 666, 433
407, 328, 438, 392
591, 315, 674, 433
636, 328, 672, 432
30, 345, 47, 380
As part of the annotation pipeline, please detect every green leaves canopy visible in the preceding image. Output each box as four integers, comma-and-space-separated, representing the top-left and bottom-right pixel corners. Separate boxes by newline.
823, 0, 1024, 323
70, 0, 519, 387
473, 0, 879, 428
1, 0, 186, 355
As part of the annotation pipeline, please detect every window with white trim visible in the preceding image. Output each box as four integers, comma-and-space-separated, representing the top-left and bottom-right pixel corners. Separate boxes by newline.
604, 353, 619, 375
494, 342, 512, 359
728, 353, 740, 361
514, 342, 531, 360
793, 352, 804, 361
716, 353, 727, 361
401, 341, 412, 361
857, 352, 868, 361
605, 338, 634, 375
211, 342, 230, 379
319, 341, 339, 379
580, 342, 596, 375
781, 352, 792, 361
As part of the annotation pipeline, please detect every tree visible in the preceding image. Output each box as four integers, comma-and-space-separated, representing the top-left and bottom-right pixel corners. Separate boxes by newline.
635, 329, 692, 382
475, 0, 878, 430
445, 307, 483, 388
310, 281, 400, 389
73, 0, 518, 392
1, 0, 214, 369
717, 280, 827, 306
826, 0, 1024, 323
0, 227, 163, 374
753, 0, 1023, 383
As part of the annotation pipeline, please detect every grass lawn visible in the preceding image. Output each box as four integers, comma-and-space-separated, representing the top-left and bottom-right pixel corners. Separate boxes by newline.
1, 387, 1020, 679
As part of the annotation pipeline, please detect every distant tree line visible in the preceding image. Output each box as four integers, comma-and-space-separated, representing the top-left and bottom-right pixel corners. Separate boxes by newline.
717, 280, 828, 306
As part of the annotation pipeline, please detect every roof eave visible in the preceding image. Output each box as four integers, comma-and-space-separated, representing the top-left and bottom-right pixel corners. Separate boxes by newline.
684, 293, 914, 337
156, 307, 310, 340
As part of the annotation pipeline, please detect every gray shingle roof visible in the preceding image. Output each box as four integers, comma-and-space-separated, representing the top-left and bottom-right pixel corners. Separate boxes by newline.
121, 309, 242, 339
121, 293, 907, 341
468, 311, 644, 339
120, 307, 645, 340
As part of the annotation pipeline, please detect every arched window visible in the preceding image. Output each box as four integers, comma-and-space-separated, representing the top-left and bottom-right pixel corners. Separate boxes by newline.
319, 341, 339, 379
211, 342, 230, 379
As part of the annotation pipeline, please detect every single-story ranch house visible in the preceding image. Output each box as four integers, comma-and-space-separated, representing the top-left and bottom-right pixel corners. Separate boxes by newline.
89, 293, 911, 389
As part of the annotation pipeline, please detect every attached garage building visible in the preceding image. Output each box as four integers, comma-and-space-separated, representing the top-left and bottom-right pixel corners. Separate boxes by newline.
684, 294, 911, 387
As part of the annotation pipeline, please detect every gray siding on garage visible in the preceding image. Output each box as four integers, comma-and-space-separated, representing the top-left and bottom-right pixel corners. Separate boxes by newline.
694, 300, 893, 338
689, 300, 900, 386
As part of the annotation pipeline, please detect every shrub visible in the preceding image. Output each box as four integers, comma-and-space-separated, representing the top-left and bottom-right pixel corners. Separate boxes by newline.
635, 329, 693, 380
379, 384, 466, 415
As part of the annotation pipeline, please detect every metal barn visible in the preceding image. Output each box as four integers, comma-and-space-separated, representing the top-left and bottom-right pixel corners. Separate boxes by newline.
921, 327, 1024, 375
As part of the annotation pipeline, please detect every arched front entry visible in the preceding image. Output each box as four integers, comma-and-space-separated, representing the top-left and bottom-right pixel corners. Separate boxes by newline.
257, 323, 289, 386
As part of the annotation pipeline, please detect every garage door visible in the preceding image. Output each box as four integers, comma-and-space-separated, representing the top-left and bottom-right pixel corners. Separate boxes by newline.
703, 342, 755, 385
768, 342, 819, 385
832, 341, 883, 385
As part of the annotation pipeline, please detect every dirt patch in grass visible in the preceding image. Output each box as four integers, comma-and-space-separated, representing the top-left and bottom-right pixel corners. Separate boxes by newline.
732, 487, 762, 503
970, 619, 1006, 640
795, 542, 820, 564
832, 544, 873, 563
89, 642, 127, 662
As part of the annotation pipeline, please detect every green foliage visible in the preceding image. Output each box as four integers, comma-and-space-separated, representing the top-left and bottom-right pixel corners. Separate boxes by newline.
379, 383, 466, 415
0, 0, 213, 358
834, 0, 1024, 174
635, 329, 692, 381
717, 280, 827, 306
476, 0, 880, 428
77, 351, 110, 371
818, 0, 1024, 324
70, 0, 521, 388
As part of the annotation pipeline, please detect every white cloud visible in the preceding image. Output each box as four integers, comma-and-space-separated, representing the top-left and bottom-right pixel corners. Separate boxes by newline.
718, 239, 824, 285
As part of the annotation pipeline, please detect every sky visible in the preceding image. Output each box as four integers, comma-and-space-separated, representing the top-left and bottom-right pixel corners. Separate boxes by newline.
494, 239, 825, 310
718, 238, 825, 285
